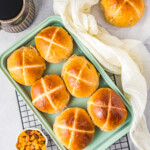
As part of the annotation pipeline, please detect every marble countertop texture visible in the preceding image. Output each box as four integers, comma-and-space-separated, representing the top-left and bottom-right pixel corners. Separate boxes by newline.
0, 0, 149, 150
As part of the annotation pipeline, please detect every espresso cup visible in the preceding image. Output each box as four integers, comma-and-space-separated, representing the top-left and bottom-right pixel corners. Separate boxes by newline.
0, 0, 35, 33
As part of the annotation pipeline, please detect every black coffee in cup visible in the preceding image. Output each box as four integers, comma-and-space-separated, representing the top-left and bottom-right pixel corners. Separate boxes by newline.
0, 0, 35, 33
0, 0, 23, 20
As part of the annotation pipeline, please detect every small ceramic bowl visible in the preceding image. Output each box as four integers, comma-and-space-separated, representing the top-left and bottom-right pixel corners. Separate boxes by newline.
16, 128, 48, 149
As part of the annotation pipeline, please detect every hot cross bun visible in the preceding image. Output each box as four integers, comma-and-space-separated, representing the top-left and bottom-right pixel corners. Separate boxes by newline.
53, 107, 95, 150
62, 55, 99, 98
31, 74, 70, 114
87, 88, 127, 131
35, 26, 73, 63
7, 45, 46, 86
100, 0, 145, 27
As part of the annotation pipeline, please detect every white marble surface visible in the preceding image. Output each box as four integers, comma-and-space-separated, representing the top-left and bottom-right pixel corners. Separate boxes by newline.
0, 0, 149, 150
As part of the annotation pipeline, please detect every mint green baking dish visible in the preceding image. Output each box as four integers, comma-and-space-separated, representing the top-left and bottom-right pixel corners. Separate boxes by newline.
0, 15, 133, 150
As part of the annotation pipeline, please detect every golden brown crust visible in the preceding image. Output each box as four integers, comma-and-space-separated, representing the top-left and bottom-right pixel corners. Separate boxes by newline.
53, 108, 95, 150
7, 48, 23, 68
87, 88, 127, 132
70, 131, 94, 150
7, 46, 46, 86
55, 128, 72, 149
34, 96, 55, 113
62, 55, 99, 98
75, 108, 95, 131
31, 74, 70, 114
35, 26, 73, 63
100, 0, 145, 27
54, 108, 76, 128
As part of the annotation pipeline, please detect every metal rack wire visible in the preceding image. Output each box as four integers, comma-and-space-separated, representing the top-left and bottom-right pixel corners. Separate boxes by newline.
15, 74, 130, 150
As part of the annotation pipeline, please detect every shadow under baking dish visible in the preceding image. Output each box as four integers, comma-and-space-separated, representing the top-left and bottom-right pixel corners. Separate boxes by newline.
0, 16, 133, 150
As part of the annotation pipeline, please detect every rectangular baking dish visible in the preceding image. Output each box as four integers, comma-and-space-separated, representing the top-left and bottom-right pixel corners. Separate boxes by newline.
0, 15, 133, 150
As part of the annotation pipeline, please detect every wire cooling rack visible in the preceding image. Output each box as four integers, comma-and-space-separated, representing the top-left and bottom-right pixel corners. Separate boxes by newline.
15, 74, 130, 150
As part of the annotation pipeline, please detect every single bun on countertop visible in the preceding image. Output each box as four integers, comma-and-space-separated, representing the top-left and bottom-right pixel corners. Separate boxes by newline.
100, 0, 145, 27
35, 26, 73, 63
87, 88, 127, 132
7, 46, 46, 86
62, 55, 99, 98
53, 107, 95, 150
31, 74, 70, 114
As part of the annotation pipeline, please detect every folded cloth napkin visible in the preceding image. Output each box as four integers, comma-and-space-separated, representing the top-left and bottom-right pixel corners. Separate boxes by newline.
53, 0, 150, 149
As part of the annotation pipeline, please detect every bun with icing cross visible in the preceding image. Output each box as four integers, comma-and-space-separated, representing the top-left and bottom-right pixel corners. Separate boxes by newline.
87, 88, 127, 131
53, 107, 95, 150
35, 26, 73, 63
62, 55, 99, 98
7, 45, 46, 86
100, 0, 145, 27
31, 74, 70, 114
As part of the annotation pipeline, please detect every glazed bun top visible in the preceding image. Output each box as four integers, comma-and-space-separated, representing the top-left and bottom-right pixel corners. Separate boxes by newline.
35, 26, 73, 63
53, 107, 95, 150
31, 74, 70, 114
87, 88, 127, 132
62, 55, 99, 98
100, 0, 145, 27
7, 45, 46, 86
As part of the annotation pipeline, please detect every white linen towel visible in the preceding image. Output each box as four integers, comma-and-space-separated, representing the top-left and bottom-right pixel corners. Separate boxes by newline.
53, 0, 150, 149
